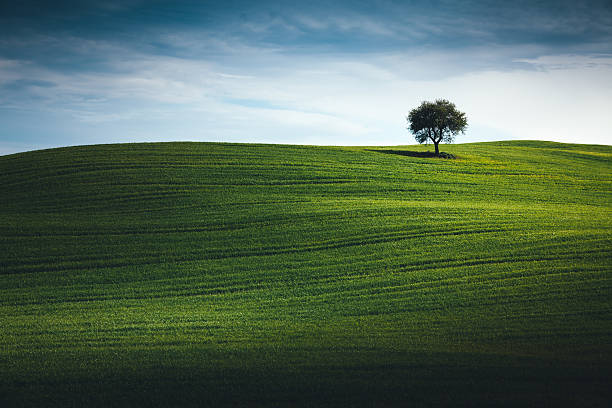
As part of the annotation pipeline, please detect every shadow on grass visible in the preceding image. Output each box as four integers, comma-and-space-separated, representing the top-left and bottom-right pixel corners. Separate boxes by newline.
367, 149, 456, 159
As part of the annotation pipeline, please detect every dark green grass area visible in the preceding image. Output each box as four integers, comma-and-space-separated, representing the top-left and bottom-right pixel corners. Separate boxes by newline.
1, 140, 611, 407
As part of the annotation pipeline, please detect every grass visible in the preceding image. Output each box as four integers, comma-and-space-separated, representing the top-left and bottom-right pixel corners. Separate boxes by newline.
1, 140, 611, 407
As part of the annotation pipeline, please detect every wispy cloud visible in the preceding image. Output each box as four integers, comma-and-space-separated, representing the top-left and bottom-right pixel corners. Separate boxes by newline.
515, 54, 612, 70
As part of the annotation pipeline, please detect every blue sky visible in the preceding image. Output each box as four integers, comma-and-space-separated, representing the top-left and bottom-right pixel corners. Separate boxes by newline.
1, 0, 611, 154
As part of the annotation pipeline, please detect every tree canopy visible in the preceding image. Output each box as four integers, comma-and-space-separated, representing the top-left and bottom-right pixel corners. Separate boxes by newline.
407, 99, 467, 155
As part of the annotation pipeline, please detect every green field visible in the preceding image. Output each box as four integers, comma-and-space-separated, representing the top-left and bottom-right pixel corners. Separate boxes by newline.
1, 141, 611, 407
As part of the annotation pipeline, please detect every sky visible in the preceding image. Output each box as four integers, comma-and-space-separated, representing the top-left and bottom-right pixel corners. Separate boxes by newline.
1, 0, 611, 155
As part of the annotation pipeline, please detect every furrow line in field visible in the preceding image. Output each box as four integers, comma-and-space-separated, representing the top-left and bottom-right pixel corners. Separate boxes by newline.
394, 248, 612, 274
337, 282, 612, 317
335, 273, 612, 306
1, 244, 610, 298
3, 259, 608, 306
0, 227, 516, 274
267, 269, 611, 308
4, 224, 495, 268
300, 265, 611, 301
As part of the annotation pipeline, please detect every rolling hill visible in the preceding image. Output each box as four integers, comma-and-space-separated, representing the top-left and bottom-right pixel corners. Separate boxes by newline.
1, 141, 611, 407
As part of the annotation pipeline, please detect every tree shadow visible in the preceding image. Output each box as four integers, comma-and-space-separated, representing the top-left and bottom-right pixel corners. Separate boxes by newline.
367, 149, 455, 159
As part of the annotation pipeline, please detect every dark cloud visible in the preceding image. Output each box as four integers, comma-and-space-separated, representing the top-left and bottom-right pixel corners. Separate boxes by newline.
1, 0, 611, 79
1, 0, 611, 58
1, 79, 56, 91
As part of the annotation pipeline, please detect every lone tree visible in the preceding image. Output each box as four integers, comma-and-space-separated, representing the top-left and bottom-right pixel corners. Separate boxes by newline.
407, 99, 467, 156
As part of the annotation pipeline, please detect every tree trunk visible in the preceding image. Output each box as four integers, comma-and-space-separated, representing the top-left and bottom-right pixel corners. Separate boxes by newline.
434, 142, 439, 156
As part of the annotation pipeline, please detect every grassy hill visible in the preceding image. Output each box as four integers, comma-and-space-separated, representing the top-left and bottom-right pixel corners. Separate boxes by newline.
1, 141, 611, 407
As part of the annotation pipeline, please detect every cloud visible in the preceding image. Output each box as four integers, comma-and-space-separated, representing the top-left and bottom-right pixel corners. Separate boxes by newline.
514, 54, 612, 70
453, 66, 612, 144
292, 14, 395, 37
1, 79, 56, 91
